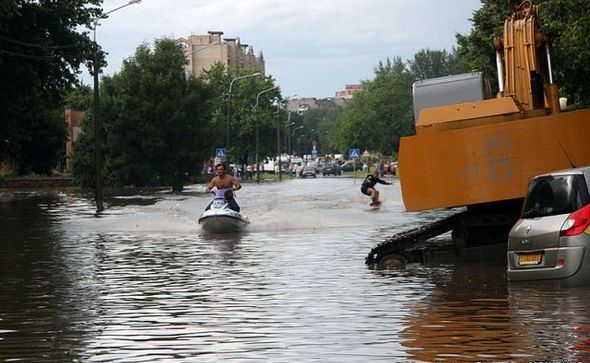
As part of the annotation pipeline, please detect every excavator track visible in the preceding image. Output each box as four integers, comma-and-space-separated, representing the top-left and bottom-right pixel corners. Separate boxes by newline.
366, 212, 467, 265
366, 209, 516, 267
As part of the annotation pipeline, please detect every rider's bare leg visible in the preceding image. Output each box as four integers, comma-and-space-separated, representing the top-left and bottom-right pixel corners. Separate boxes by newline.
368, 188, 379, 204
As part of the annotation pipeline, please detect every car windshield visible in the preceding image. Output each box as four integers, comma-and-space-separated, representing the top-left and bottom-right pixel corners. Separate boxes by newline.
521, 174, 590, 218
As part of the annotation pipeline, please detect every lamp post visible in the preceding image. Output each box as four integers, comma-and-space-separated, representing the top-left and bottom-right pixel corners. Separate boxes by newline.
282, 94, 296, 158
292, 125, 304, 155
255, 86, 278, 183
93, 0, 142, 212
275, 103, 282, 180
226, 72, 261, 166
286, 119, 294, 156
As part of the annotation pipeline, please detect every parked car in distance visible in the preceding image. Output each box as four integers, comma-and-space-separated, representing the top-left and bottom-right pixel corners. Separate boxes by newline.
507, 167, 590, 286
301, 165, 317, 178
340, 160, 363, 172
321, 162, 341, 176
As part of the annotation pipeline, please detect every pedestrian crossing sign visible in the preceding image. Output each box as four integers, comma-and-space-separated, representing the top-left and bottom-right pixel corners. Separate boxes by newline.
216, 148, 226, 157
349, 148, 360, 159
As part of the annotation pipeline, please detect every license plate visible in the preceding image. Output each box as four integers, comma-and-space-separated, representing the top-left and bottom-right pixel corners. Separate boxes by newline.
518, 252, 542, 265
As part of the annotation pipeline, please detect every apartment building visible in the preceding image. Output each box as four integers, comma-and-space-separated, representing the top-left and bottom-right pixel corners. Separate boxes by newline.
181, 31, 265, 77
335, 84, 362, 99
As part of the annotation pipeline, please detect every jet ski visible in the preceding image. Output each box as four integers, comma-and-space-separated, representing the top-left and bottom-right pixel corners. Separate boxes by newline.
198, 188, 250, 233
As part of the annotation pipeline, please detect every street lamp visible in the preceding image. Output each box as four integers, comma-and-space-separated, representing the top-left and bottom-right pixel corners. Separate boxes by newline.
292, 125, 304, 155
255, 86, 278, 183
282, 94, 297, 156
275, 102, 282, 180
92, 0, 141, 212
226, 72, 261, 166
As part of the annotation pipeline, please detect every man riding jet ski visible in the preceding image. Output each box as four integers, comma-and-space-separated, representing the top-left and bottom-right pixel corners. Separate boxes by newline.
199, 163, 249, 233
205, 163, 241, 211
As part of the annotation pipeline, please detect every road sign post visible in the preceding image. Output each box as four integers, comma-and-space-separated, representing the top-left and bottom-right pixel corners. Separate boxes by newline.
349, 148, 360, 183
216, 148, 226, 159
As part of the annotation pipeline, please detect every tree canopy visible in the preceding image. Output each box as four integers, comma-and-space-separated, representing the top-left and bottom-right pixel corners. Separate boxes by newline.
454, 0, 590, 107
0, 0, 100, 174
73, 38, 216, 191
4, 0, 590, 182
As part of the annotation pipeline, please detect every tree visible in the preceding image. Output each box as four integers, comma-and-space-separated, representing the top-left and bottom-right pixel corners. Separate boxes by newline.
333, 57, 415, 156
541, 0, 590, 108
298, 107, 343, 156
65, 85, 92, 111
201, 65, 282, 165
454, 0, 509, 92
454, 0, 590, 108
0, 0, 100, 174
227, 73, 280, 164
408, 49, 458, 80
72, 38, 215, 191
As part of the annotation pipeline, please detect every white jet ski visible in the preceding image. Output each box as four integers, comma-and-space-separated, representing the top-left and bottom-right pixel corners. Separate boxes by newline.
198, 188, 250, 233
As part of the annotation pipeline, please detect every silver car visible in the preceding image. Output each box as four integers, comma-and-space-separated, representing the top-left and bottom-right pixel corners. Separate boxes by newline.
507, 167, 590, 285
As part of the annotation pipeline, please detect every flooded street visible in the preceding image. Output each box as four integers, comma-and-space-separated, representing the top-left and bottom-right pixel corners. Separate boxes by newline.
2, 176, 590, 362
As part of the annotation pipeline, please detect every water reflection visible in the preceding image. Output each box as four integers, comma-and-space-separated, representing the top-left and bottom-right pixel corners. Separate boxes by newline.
398, 261, 590, 362
2, 181, 590, 361
0, 192, 101, 362
508, 283, 590, 361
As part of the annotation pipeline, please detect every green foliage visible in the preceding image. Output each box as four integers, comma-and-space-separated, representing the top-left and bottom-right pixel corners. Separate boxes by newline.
231, 72, 280, 163
297, 107, 343, 156
454, 0, 590, 107
70, 112, 96, 187
328, 0, 590, 162
454, 0, 509, 90
333, 57, 415, 156
73, 38, 216, 191
200, 62, 229, 148
541, 0, 590, 108
408, 49, 459, 80
65, 85, 92, 111
202, 66, 282, 163
0, 0, 100, 174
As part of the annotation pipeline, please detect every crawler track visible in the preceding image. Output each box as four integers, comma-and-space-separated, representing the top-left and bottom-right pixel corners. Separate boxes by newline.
365, 211, 468, 265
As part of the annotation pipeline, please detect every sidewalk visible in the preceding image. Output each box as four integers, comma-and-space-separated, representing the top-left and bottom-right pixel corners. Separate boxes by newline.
1, 176, 73, 188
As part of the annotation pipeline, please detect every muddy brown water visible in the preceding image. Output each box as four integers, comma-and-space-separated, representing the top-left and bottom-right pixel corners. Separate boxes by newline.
1, 177, 589, 362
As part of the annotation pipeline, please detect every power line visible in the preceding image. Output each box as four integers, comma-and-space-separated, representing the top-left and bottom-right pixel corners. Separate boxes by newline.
0, 34, 82, 49
0, 48, 61, 61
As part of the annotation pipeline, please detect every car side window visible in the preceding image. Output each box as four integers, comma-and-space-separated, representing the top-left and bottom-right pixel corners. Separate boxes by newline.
573, 175, 590, 210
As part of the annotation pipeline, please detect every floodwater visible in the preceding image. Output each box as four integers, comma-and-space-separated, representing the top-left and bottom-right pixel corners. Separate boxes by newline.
1, 176, 590, 362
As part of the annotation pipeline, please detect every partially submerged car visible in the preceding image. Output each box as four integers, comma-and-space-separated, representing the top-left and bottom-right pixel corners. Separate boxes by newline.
507, 167, 590, 285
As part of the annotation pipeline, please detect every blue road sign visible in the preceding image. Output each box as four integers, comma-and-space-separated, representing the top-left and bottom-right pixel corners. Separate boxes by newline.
216, 148, 226, 157
349, 148, 360, 159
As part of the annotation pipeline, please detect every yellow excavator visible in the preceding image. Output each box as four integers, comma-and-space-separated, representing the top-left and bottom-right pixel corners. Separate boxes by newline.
367, 0, 590, 264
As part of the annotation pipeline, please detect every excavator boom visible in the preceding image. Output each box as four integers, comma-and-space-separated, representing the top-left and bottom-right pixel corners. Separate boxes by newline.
399, 0, 589, 212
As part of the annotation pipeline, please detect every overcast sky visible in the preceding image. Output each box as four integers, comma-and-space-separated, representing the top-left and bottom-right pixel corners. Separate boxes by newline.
87, 0, 481, 98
